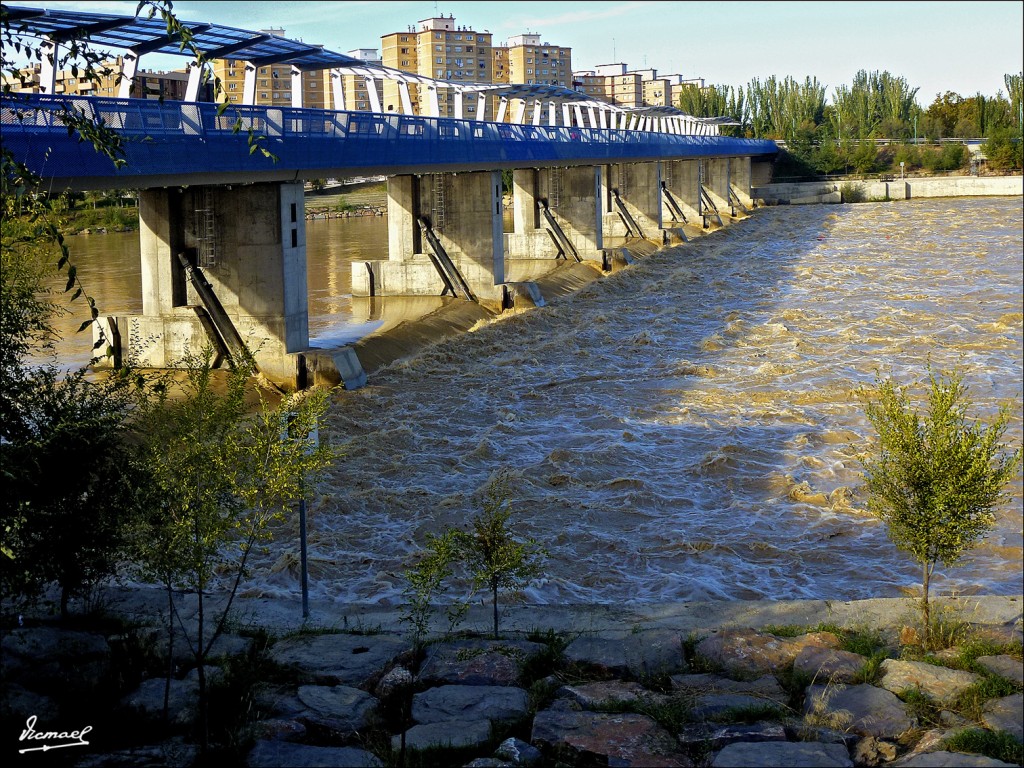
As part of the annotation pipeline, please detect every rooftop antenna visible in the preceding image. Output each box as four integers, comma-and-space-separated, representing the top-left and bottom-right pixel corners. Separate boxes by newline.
612, 38, 616, 62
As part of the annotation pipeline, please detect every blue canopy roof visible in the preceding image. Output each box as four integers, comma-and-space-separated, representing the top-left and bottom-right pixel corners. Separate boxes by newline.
2, 4, 375, 71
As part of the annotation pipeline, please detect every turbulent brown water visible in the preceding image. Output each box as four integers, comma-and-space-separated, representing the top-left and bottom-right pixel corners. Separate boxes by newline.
51, 197, 1024, 605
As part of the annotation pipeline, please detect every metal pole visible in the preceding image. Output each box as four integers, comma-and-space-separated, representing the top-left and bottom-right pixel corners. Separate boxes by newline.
299, 493, 309, 619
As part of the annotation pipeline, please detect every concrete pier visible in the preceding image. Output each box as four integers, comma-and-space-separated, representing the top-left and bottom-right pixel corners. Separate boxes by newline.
662, 159, 702, 224
98, 182, 309, 388
505, 166, 605, 267
602, 162, 663, 241
352, 172, 505, 307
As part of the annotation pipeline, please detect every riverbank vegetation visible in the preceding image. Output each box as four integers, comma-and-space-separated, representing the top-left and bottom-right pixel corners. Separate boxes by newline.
679, 70, 1023, 179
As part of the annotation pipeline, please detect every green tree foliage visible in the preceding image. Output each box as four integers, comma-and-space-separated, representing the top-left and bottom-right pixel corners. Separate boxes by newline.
860, 368, 1021, 649
455, 470, 547, 639
676, 83, 746, 136
401, 529, 466, 649
402, 470, 546, 641
831, 70, 920, 141
1, 368, 151, 618
746, 75, 826, 141
135, 349, 332, 749
983, 126, 1023, 170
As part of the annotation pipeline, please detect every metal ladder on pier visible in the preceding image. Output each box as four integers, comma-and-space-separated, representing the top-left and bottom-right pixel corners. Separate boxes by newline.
431, 173, 448, 233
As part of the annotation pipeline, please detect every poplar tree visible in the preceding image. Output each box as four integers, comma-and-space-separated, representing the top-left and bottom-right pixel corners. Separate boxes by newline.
861, 368, 1021, 648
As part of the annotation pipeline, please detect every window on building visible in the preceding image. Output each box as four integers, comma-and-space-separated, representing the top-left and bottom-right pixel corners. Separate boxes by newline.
455, 34, 461, 40
526, 69, 533, 74
454, 46, 462, 52
401, 60, 410, 66
436, 57, 442, 64
401, 47, 409, 53
260, 92, 268, 99
436, 45, 442, 51
466, 46, 473, 52
260, 79, 269, 86
228, 82, 237, 90
260, 68, 268, 74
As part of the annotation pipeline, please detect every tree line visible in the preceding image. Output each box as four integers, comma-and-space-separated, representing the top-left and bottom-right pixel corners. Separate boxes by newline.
678, 70, 1024, 176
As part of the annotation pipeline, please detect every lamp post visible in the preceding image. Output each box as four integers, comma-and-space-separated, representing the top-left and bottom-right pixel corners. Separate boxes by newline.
286, 412, 319, 620
914, 114, 918, 146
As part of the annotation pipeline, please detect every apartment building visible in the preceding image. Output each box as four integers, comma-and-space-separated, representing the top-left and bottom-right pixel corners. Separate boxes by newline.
502, 34, 572, 88
381, 15, 492, 118
3, 58, 201, 100
573, 65, 704, 110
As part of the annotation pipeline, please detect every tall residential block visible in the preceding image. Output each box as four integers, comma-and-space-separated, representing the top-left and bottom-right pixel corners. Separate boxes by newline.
381, 15, 493, 118
503, 34, 572, 88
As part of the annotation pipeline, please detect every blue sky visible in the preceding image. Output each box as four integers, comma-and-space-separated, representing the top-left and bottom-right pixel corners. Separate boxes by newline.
24, 1, 1024, 104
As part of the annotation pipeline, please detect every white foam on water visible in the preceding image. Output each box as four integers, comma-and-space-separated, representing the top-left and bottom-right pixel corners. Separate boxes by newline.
239, 197, 1022, 606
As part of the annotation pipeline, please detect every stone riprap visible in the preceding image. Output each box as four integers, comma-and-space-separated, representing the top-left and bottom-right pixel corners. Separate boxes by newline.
4, 592, 1022, 767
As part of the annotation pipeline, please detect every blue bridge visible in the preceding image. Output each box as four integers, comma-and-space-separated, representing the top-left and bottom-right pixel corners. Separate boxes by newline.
3, 94, 777, 190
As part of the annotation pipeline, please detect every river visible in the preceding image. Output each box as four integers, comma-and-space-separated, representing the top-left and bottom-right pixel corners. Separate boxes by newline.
51, 197, 1023, 605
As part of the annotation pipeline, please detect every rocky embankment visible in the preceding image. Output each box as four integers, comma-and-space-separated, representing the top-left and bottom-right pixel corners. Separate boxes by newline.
1, 595, 1021, 767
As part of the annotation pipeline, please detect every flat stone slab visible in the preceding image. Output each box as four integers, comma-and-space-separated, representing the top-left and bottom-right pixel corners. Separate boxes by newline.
296, 685, 378, 734
532, 709, 688, 767
712, 741, 853, 767
411, 685, 529, 725
880, 659, 982, 705
558, 680, 667, 709
678, 722, 786, 750
671, 673, 788, 705
892, 751, 1019, 767
564, 629, 687, 677
975, 655, 1023, 685
392, 719, 492, 752
417, 638, 544, 686
981, 693, 1023, 742
247, 740, 382, 767
804, 683, 917, 738
794, 646, 867, 684
696, 629, 840, 677
268, 633, 408, 686
690, 693, 787, 720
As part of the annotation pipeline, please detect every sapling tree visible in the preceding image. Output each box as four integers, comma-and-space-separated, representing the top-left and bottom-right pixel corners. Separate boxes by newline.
136, 348, 333, 750
401, 529, 465, 651
455, 470, 547, 640
861, 367, 1021, 648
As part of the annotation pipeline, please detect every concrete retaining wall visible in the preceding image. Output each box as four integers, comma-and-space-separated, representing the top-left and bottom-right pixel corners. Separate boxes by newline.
754, 175, 1023, 205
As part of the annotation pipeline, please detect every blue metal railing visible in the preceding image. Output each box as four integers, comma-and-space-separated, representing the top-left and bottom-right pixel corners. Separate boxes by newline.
2, 95, 778, 187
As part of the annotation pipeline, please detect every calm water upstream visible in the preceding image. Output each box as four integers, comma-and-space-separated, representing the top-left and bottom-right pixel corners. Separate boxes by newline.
52, 197, 1023, 605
